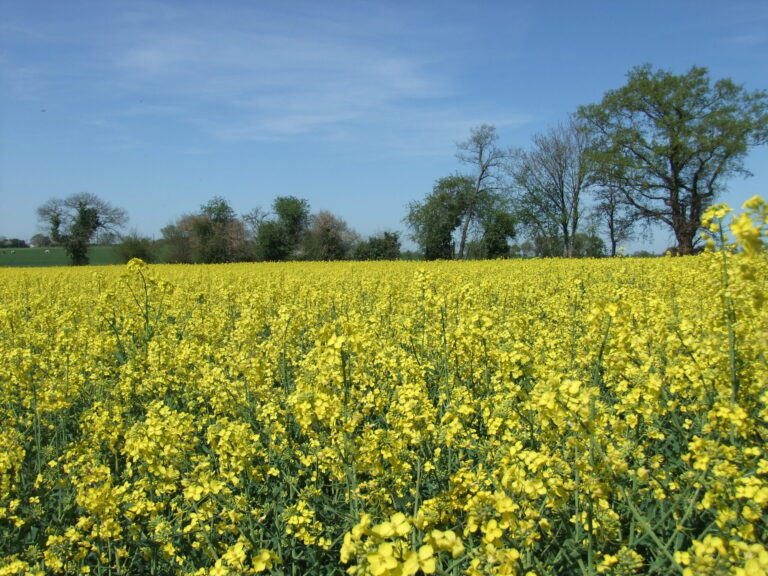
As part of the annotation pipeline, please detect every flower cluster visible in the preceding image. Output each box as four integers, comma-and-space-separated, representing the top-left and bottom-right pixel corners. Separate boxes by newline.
0, 198, 766, 575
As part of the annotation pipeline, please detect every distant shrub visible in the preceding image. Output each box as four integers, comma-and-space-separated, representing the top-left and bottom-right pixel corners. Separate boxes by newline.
117, 233, 156, 263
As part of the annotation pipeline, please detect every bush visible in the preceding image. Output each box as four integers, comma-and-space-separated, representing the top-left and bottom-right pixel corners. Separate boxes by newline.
117, 233, 156, 263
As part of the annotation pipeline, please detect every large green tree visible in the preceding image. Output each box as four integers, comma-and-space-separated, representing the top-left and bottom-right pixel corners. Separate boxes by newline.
405, 173, 516, 260
479, 209, 516, 258
579, 65, 768, 255
37, 192, 127, 265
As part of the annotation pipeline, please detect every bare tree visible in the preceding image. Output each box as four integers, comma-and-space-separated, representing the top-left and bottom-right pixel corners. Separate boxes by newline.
512, 120, 594, 257
455, 125, 512, 259
243, 207, 267, 239
593, 185, 637, 256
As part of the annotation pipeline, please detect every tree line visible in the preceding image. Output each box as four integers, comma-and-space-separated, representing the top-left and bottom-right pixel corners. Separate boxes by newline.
32, 64, 767, 265
34, 193, 402, 265
407, 64, 767, 260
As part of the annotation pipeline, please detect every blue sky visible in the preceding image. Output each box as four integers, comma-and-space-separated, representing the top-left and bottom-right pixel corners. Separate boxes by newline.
1, 0, 767, 251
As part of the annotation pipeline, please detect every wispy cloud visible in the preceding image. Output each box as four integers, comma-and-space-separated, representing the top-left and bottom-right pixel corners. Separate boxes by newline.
102, 4, 448, 141
719, 33, 767, 48
1, 1, 530, 154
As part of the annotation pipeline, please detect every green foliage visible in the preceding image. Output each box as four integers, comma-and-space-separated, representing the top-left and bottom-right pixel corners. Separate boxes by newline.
252, 196, 312, 261
572, 231, 607, 258
579, 64, 768, 255
160, 219, 195, 263
273, 196, 310, 251
200, 195, 237, 224
405, 176, 466, 260
480, 210, 516, 258
0, 237, 28, 248
30, 234, 52, 247
455, 124, 513, 258
353, 232, 401, 260
255, 220, 291, 261
406, 125, 516, 261
117, 233, 157, 263
407, 173, 519, 261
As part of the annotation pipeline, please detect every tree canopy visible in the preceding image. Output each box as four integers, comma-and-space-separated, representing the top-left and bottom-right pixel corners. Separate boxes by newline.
405, 126, 517, 260
353, 231, 401, 260
254, 196, 310, 261
578, 64, 768, 255
405, 175, 467, 260
161, 197, 247, 264
303, 211, 359, 261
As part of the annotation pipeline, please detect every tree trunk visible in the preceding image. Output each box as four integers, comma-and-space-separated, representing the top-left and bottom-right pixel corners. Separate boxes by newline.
608, 211, 617, 256
674, 220, 696, 255
677, 235, 694, 255
458, 212, 472, 259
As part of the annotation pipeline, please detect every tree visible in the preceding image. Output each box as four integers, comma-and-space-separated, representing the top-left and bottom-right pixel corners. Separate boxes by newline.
255, 221, 289, 261
578, 64, 768, 255
117, 232, 157, 263
94, 230, 119, 245
253, 197, 311, 261
242, 207, 267, 239
194, 197, 247, 263
273, 196, 310, 256
161, 217, 196, 263
354, 231, 401, 260
303, 211, 359, 260
405, 125, 516, 261
37, 192, 127, 265
405, 176, 466, 260
480, 209, 516, 258
455, 125, 512, 258
572, 232, 607, 258
160, 197, 247, 264
0, 237, 28, 248
512, 120, 594, 257
406, 171, 518, 261
30, 233, 52, 247
572, 214, 607, 258
593, 185, 637, 256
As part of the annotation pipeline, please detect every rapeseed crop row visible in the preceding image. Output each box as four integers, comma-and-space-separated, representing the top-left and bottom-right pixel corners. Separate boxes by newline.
1, 199, 766, 575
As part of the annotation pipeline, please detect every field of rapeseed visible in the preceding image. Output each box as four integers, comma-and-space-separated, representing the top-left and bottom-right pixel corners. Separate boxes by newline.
1, 199, 766, 576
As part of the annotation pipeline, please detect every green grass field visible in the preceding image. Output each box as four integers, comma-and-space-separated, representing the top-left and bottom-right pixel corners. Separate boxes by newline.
0, 246, 122, 267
